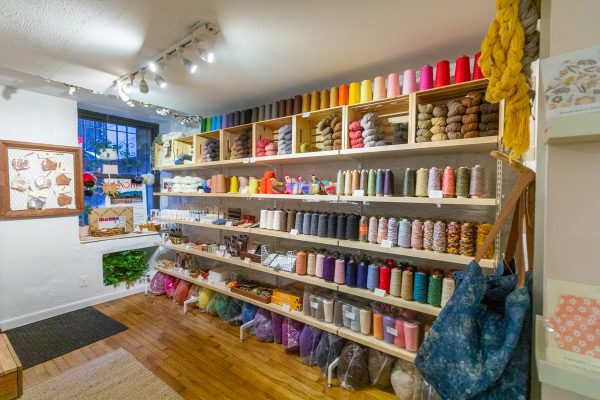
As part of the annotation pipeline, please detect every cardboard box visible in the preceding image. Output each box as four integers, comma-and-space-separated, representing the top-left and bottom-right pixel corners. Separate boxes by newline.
88, 206, 134, 233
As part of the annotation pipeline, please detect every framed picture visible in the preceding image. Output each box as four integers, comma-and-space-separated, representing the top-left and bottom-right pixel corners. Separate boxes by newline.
0, 140, 83, 219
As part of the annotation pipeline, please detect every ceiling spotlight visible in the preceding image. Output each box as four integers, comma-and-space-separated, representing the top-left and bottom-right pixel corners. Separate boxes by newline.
68, 86, 77, 95
198, 48, 214, 63
139, 69, 149, 94
117, 80, 130, 102
154, 74, 167, 88
180, 47, 198, 74
148, 61, 160, 73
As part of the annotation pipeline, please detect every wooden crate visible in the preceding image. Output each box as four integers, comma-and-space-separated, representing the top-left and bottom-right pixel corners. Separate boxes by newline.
222, 123, 253, 161
0, 334, 22, 400
193, 130, 221, 163
293, 106, 345, 154
345, 95, 410, 150
171, 136, 194, 164
253, 116, 293, 158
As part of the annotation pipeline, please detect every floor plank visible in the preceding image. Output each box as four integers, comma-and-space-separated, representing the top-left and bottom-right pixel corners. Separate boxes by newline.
22, 293, 396, 400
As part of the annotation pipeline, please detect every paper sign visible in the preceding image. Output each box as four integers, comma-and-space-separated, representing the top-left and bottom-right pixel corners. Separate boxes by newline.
102, 164, 119, 175
225, 221, 233, 226
353, 189, 365, 197
345, 311, 356, 320
282, 304, 291, 312
216, 250, 224, 257
386, 327, 398, 336
381, 240, 393, 248
374, 288, 386, 297
244, 258, 251, 264
429, 190, 443, 199
290, 229, 299, 236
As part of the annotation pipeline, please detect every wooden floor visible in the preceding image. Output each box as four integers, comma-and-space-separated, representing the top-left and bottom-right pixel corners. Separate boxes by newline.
23, 293, 396, 400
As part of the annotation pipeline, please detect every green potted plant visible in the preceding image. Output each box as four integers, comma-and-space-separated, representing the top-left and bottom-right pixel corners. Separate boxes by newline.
94, 140, 121, 161
79, 205, 92, 237
103, 249, 149, 288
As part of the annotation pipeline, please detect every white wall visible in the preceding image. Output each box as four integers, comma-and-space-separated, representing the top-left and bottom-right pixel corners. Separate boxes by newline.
0, 87, 158, 330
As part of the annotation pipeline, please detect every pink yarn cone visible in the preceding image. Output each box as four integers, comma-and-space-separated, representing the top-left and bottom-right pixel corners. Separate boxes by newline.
419, 65, 434, 91
402, 69, 417, 94
373, 76, 386, 100
387, 73, 400, 98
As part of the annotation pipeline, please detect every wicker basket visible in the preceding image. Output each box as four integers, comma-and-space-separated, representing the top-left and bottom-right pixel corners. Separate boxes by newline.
89, 227, 126, 237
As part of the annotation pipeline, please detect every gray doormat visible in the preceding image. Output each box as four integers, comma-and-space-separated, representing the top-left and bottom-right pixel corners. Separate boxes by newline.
5, 306, 127, 369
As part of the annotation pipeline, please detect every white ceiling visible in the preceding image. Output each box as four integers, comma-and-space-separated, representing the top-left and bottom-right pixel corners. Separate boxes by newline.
0, 0, 496, 116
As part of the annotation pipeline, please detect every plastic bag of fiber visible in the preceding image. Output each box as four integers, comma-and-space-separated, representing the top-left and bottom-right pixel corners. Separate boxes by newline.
368, 348, 395, 389
224, 298, 244, 326
149, 272, 166, 295
172, 280, 192, 305
316, 333, 344, 376
165, 276, 179, 298
214, 293, 231, 319
198, 288, 215, 312
282, 318, 304, 354
337, 342, 369, 391
253, 308, 274, 342
390, 358, 423, 399
299, 325, 323, 365
241, 303, 258, 324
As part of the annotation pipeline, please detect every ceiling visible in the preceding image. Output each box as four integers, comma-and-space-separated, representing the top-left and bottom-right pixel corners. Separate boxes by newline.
0, 0, 496, 117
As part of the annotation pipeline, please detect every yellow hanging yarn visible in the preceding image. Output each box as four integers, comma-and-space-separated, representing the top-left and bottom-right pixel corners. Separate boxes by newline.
479, 0, 530, 158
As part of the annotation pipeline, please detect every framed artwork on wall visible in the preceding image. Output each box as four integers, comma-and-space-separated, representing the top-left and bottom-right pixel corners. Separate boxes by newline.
0, 140, 83, 219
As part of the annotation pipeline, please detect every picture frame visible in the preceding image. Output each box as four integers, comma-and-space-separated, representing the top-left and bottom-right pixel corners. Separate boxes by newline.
0, 140, 83, 219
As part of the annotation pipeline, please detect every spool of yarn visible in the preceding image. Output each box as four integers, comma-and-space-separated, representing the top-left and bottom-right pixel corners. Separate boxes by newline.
387, 217, 398, 245
285, 98, 293, 116
327, 213, 337, 238
414, 269, 429, 303
402, 69, 417, 94
238, 176, 249, 191
404, 321, 420, 352
277, 101, 285, 118
358, 216, 369, 243
360, 308, 372, 335
410, 219, 424, 249
367, 264, 379, 291
334, 259, 345, 284
384, 169, 394, 197
348, 82, 360, 105
259, 209, 269, 229
383, 315, 396, 344
293, 95, 302, 114
336, 170, 345, 195
310, 213, 319, 236
221, 113, 228, 128
359, 169, 368, 192
377, 217, 388, 244
472, 51, 483, 80
394, 318, 406, 348
334, 301, 344, 326
433, 221, 447, 252
294, 211, 304, 233
344, 170, 352, 195
390, 268, 402, 297
302, 93, 310, 113
373, 313, 384, 340
251, 107, 258, 123
375, 169, 385, 197
387, 72, 400, 98
442, 166, 456, 197
307, 252, 317, 276
345, 214, 359, 241
402, 168, 416, 197
360, 80, 373, 103
454, 55, 471, 84
427, 269, 443, 307
275, 210, 287, 231
447, 221, 461, 254
460, 222, 476, 257
329, 87, 339, 107
476, 223, 494, 259
323, 299, 333, 323
287, 211, 296, 232
302, 212, 311, 235
367, 169, 376, 196
320, 89, 330, 110
266, 210, 275, 230
379, 265, 391, 293
263, 105, 271, 121
310, 91, 320, 111
351, 170, 360, 192
345, 259, 357, 287
315, 253, 325, 278
357, 260, 369, 289
368, 216, 378, 244
317, 214, 328, 237
441, 274, 456, 307
456, 167, 471, 198
469, 165, 486, 198
296, 251, 307, 275
415, 168, 429, 197
423, 220, 434, 250
336, 214, 347, 240
249, 178, 260, 194
427, 167, 442, 194
303, 291, 312, 316
323, 256, 336, 282
419, 65, 434, 90
398, 218, 412, 248
401, 267, 414, 300
435, 59, 451, 87
339, 84, 349, 106
270, 102, 278, 119
373, 76, 386, 100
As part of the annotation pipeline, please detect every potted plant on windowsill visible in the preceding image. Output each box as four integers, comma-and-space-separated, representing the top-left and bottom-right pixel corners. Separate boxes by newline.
94, 140, 120, 161
79, 205, 92, 237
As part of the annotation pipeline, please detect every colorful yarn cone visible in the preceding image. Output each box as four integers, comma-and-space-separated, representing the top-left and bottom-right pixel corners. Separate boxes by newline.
472, 51, 483, 80
339, 84, 349, 106
360, 80, 373, 103
435, 60, 450, 87
373, 76, 386, 100
387, 73, 400, 98
348, 82, 360, 105
330, 87, 339, 107
402, 69, 417, 94
419, 65, 434, 91
454, 55, 471, 84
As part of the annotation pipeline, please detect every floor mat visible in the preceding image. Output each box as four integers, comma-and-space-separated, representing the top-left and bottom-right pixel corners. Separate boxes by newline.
6, 306, 127, 368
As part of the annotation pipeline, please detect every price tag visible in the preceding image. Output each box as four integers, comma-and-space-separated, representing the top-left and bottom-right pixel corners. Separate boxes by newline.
374, 288, 386, 297
216, 250, 224, 257
224, 253, 232, 259
184, 244, 191, 250
429, 190, 443, 199
352, 189, 365, 197
243, 157, 251, 164
290, 229, 299, 236
244, 257, 251, 264
225, 221, 233, 227
282, 304, 291, 312
381, 240, 393, 248
386, 327, 398, 336
310, 301, 319, 309
220, 245, 226, 251
345, 311, 356, 320
302, 112, 311, 118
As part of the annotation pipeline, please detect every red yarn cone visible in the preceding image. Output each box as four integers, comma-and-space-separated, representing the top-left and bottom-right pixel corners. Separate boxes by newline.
454, 55, 471, 84
473, 52, 483, 80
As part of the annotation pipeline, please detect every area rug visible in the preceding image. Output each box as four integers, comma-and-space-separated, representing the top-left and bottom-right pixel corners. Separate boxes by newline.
6, 306, 127, 368
22, 348, 181, 400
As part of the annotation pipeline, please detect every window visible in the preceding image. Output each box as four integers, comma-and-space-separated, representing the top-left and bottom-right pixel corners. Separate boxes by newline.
78, 110, 158, 212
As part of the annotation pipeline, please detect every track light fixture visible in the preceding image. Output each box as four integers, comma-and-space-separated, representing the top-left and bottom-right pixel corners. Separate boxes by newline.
68, 85, 77, 95
180, 47, 198, 74
195, 39, 215, 63
154, 74, 167, 88
148, 60, 160, 73
139, 69, 149, 94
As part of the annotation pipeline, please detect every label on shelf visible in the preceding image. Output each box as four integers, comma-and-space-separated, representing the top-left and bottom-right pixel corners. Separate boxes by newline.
282, 304, 291, 312
381, 240, 393, 248
244, 258, 251, 264
310, 301, 319, 309
224, 253, 232, 259
225, 221, 233, 227
302, 112, 311, 118
429, 190, 443, 199
220, 245, 226, 251
216, 250, 224, 258
353, 189, 365, 197
290, 229, 299, 236
184, 244, 191, 250
373, 288, 386, 297
386, 327, 398, 336
345, 311, 356, 320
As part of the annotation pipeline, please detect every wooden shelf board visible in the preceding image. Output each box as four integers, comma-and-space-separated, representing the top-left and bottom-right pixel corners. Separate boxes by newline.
251, 227, 339, 246
254, 150, 341, 165
155, 192, 249, 198
160, 219, 252, 233
347, 95, 410, 113
415, 79, 490, 102
251, 194, 338, 201
337, 327, 416, 362
336, 285, 442, 316
338, 195, 496, 206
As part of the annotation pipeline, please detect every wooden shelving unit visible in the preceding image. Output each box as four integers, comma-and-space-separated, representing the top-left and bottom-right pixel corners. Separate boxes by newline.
158, 242, 441, 316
